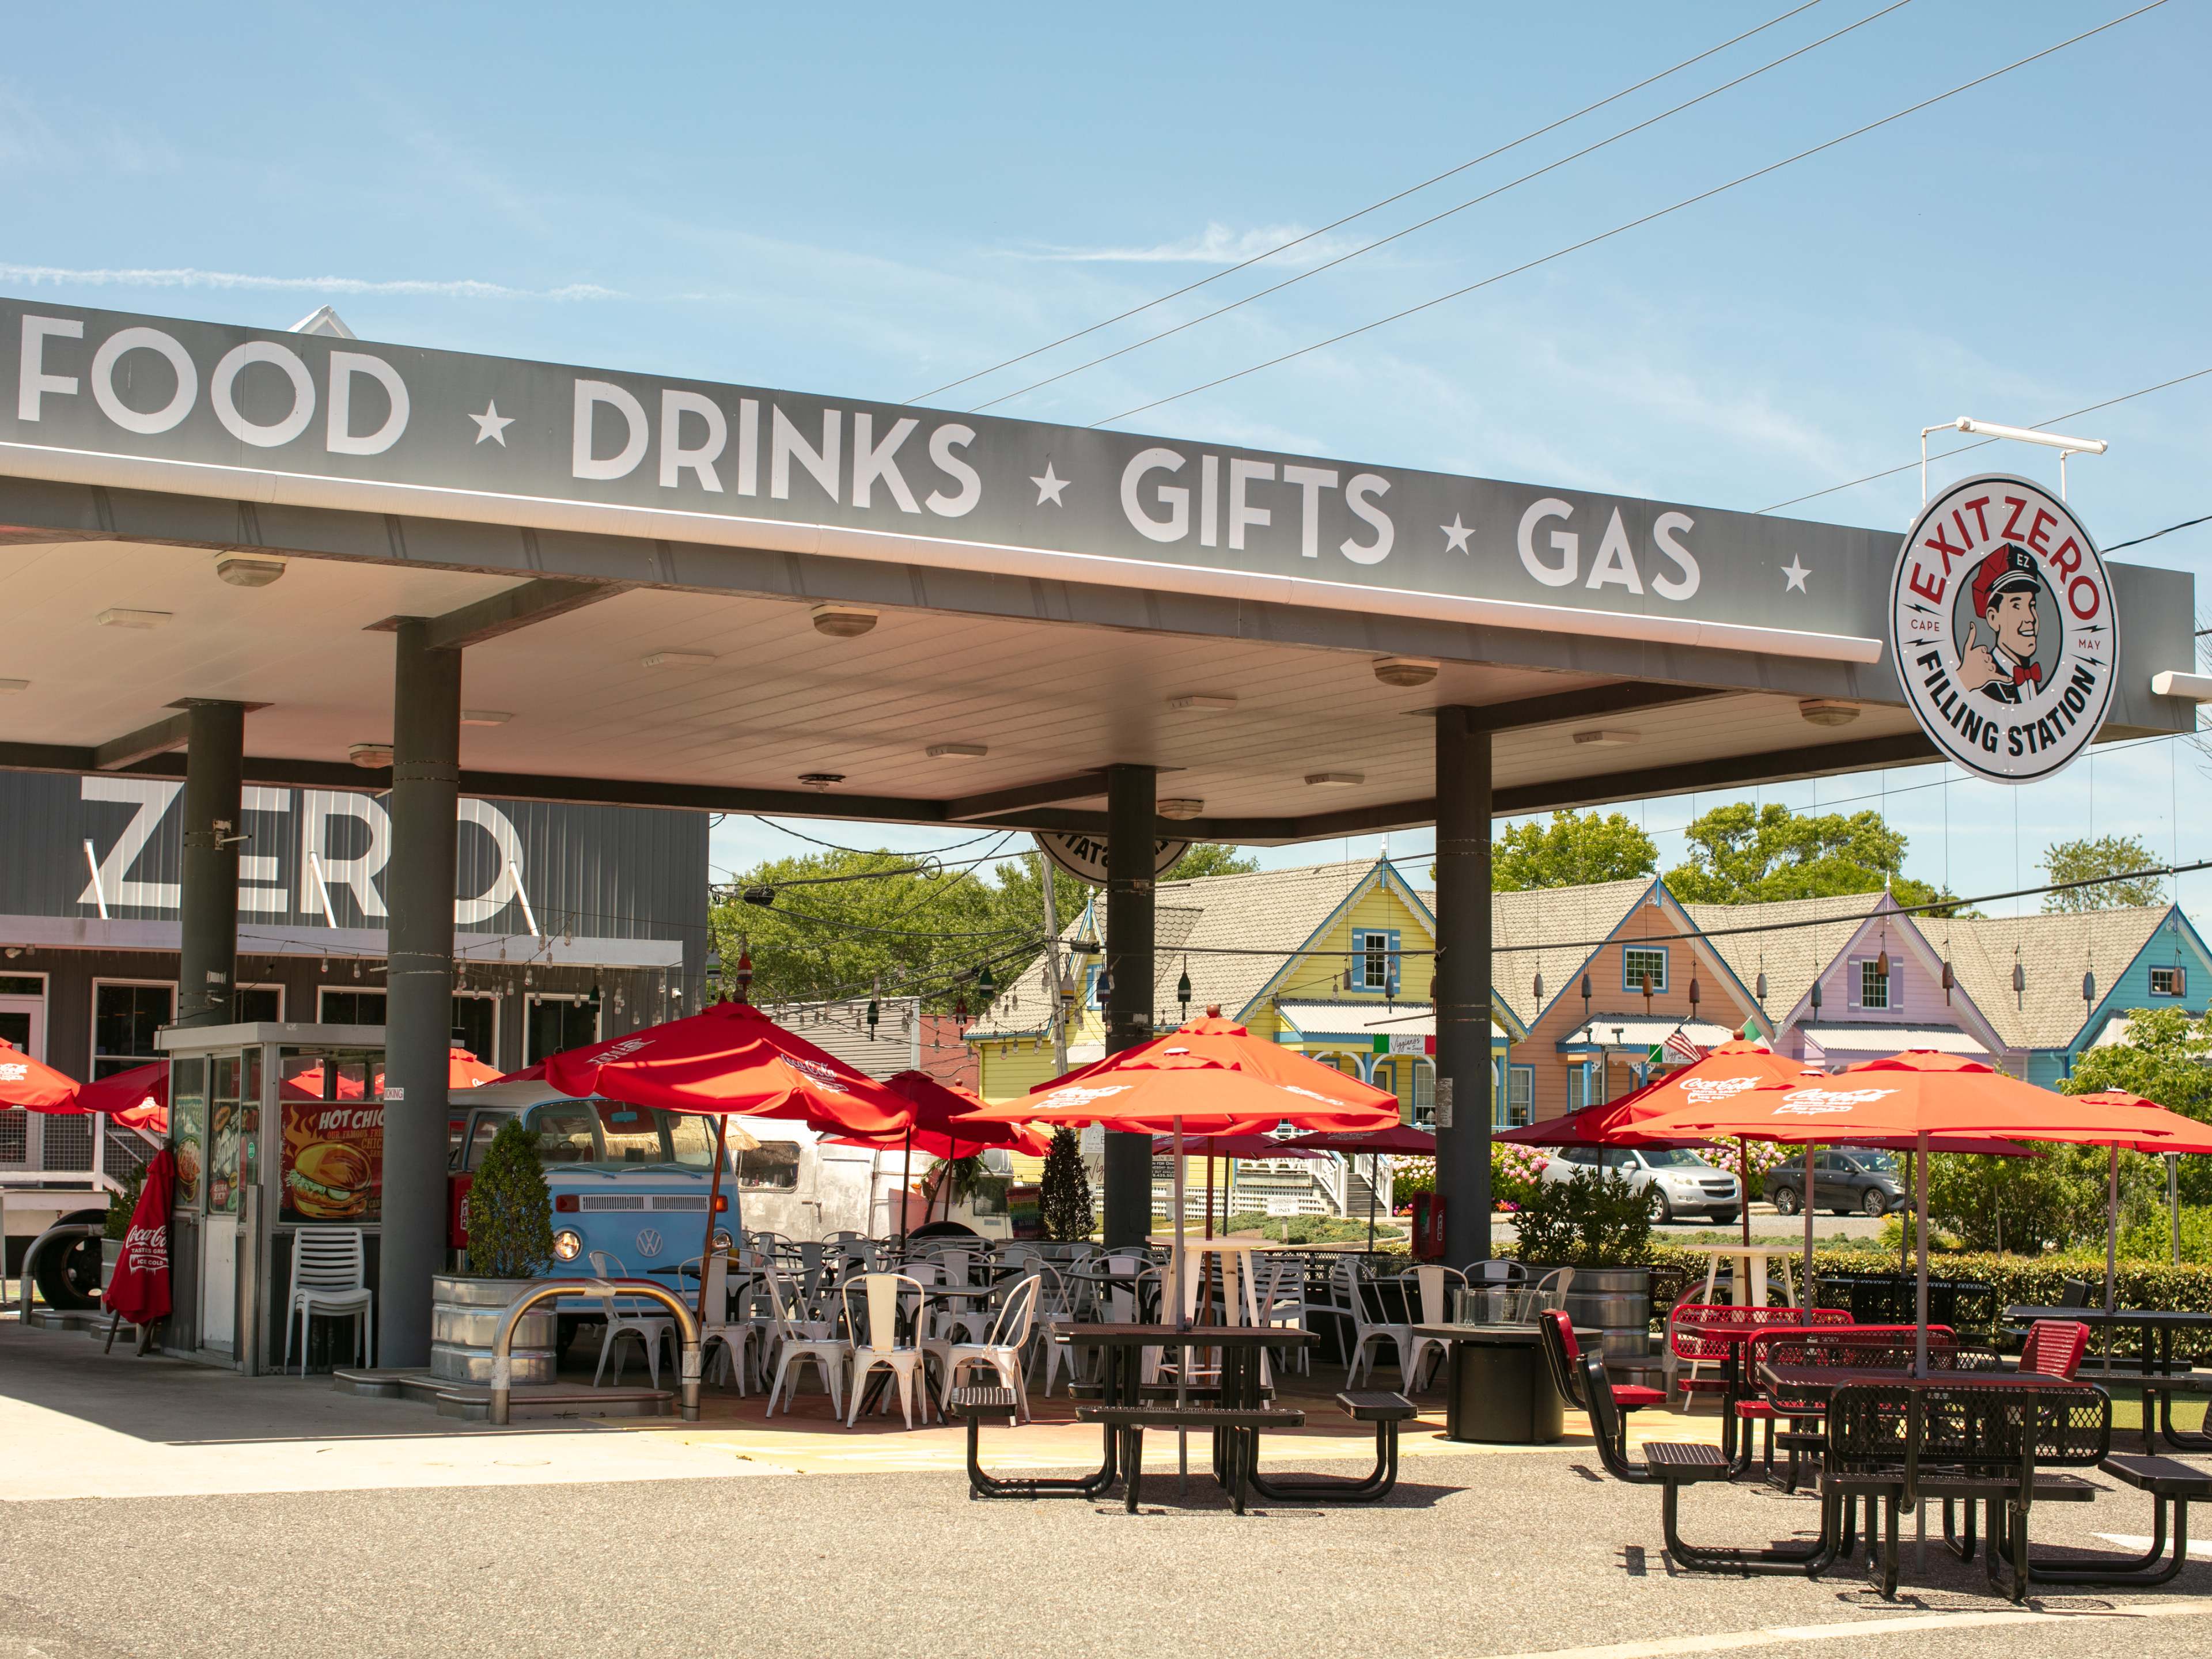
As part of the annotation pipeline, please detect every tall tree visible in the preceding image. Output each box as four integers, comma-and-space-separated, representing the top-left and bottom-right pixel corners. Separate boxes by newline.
1665, 802, 1945, 907
1492, 810, 1657, 891
2063, 1004, 2212, 1205
2041, 833, 2166, 911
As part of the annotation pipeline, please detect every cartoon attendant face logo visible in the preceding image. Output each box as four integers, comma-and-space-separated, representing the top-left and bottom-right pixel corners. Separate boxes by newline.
1953, 546, 2047, 704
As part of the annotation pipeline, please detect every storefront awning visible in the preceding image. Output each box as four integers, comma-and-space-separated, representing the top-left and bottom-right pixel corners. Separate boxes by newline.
1800, 1023, 1989, 1058
1556, 1017, 1741, 1053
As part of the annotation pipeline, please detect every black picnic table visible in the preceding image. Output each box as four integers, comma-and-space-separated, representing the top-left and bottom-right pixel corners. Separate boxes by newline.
2004, 1304, 2212, 1453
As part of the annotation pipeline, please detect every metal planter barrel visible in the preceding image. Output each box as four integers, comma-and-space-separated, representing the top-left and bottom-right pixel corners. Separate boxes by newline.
431, 1274, 557, 1384
1537, 1263, 1652, 1372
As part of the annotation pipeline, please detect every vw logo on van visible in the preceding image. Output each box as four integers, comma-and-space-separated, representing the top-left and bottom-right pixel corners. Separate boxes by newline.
635, 1229, 664, 1256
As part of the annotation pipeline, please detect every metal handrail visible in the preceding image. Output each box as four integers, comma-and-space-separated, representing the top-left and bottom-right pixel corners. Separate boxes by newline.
17, 1221, 104, 1317
487, 1277, 700, 1426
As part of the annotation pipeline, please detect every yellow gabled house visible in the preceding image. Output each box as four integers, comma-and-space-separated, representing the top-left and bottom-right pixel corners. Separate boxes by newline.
965, 857, 1522, 1214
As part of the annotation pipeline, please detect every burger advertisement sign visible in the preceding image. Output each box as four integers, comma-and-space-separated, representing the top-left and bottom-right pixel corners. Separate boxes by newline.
279, 1100, 383, 1224
1889, 474, 2115, 784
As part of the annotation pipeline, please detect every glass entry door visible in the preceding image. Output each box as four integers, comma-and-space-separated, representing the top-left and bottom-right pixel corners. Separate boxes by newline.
0, 992, 47, 1169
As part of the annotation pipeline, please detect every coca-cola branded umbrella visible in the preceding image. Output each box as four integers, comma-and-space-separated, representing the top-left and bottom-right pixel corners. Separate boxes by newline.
0, 1039, 80, 1112
1281, 1123, 1437, 1253
1632, 1051, 2207, 1373
105, 1145, 176, 1338
528, 999, 913, 1317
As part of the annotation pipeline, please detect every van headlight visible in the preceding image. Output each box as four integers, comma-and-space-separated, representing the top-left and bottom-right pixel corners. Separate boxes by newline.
552, 1229, 583, 1262
711, 1229, 733, 1251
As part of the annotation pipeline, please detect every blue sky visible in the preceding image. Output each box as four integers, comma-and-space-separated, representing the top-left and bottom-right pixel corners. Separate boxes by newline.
6, 1, 2208, 915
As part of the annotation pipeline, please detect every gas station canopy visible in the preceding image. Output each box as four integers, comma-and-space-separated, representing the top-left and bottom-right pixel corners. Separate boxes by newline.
0, 298, 2195, 841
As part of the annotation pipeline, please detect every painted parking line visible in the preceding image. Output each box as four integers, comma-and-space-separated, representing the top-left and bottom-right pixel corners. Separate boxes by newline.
1476, 1597, 2212, 1659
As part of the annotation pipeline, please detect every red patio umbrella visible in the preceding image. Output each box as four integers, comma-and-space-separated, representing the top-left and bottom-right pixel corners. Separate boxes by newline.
0, 1039, 81, 1113
825, 1070, 1051, 1240
527, 999, 914, 1316
2067, 1091, 2212, 1308
1281, 1123, 1436, 1254
1630, 1051, 2207, 1371
77, 1063, 169, 1135
1146, 1131, 1323, 1241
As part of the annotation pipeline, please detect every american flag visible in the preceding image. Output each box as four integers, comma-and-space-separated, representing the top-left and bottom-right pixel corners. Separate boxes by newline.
1664, 1028, 1707, 1066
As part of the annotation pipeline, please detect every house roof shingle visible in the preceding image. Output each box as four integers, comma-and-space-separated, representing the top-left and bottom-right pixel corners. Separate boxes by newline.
1942, 906, 2171, 1050
1685, 891, 1887, 1026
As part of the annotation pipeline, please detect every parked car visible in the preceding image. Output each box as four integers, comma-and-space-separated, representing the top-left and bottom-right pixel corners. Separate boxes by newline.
1762, 1147, 1904, 1217
1539, 1144, 1741, 1225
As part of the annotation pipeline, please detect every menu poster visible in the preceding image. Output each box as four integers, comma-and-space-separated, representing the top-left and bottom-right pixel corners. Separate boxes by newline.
279, 1101, 384, 1225
171, 1081, 206, 1210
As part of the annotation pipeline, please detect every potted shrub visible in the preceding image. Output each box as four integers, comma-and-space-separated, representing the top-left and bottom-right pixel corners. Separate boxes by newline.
101, 1162, 146, 1287
432, 1118, 559, 1384
1512, 1166, 1659, 1372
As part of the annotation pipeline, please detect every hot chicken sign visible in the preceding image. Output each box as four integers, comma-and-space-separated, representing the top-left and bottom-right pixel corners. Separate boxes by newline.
1889, 474, 2115, 783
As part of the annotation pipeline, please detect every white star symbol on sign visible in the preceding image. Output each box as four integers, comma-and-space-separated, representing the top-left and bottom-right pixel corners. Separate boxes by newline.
469, 402, 514, 446
1782, 556, 1810, 593
1031, 463, 1069, 506
1442, 514, 1475, 554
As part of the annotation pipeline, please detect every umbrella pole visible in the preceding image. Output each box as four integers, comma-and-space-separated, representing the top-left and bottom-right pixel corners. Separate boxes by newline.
2172, 1154, 2183, 1267
1739, 1138, 1751, 1248
698, 1113, 729, 1326
2105, 1143, 2119, 1315
1801, 1140, 1815, 1310
1915, 1130, 1930, 1381
898, 1127, 912, 1252
1900, 1154, 1911, 1275
1367, 1152, 1378, 1256
1173, 1115, 1188, 1495
1205, 1154, 1215, 1241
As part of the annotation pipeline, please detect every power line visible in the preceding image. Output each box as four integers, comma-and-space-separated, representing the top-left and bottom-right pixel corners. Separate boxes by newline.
2103, 513, 2212, 555
906, 1, 1828, 404
972, 0, 1914, 414
1094, 2, 2171, 429
1757, 367, 2212, 514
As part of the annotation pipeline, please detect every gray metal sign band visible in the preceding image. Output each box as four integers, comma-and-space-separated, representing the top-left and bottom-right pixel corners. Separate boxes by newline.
0, 299, 1893, 665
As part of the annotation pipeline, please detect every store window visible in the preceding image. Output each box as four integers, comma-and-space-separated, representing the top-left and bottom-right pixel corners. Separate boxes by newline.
92, 982, 173, 1079
1622, 947, 1667, 995
1857, 959, 1889, 1011
2151, 966, 2187, 998
452, 993, 498, 1062
526, 996, 599, 1064
234, 985, 283, 1023
319, 989, 387, 1025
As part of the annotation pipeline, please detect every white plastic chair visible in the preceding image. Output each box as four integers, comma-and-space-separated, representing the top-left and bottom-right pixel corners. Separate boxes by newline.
845, 1273, 930, 1428
283, 1228, 373, 1375
586, 1251, 675, 1388
1397, 1264, 1468, 1391
942, 1273, 1041, 1421
764, 1268, 849, 1418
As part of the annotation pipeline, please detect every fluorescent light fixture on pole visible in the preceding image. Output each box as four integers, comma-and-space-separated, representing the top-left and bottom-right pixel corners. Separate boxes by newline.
1921, 416, 2108, 502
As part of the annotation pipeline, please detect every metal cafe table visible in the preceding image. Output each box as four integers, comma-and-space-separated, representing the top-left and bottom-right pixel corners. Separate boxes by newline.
2003, 1305, 2212, 1453
1416, 1323, 1598, 1444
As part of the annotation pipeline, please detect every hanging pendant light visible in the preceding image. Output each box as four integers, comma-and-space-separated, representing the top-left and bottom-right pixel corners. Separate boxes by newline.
1941, 958, 1955, 1005
866, 977, 881, 1038
1810, 979, 1823, 1013
735, 947, 753, 1001
1755, 968, 1767, 1002
977, 962, 997, 998
2082, 968, 2097, 1010
1688, 975, 1701, 1013
1532, 970, 1544, 1005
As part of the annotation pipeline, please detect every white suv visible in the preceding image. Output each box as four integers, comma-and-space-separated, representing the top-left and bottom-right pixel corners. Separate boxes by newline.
1540, 1144, 1742, 1225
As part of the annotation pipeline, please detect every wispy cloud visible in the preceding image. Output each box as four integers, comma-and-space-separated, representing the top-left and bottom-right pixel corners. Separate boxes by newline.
0, 264, 620, 300
1004, 222, 1365, 266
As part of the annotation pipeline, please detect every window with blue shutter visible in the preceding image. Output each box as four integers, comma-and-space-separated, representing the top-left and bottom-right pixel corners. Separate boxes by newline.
1350, 929, 1400, 994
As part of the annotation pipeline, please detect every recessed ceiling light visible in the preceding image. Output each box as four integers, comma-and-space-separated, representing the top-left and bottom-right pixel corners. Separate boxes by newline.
0, 679, 26, 693
1798, 698, 1860, 728
1373, 657, 1439, 688
460, 710, 512, 727
97, 608, 171, 630
1158, 798, 1205, 820
1167, 694, 1238, 713
1571, 729, 1641, 747
1305, 771, 1363, 787
810, 603, 878, 639
215, 556, 286, 588
926, 743, 989, 759
798, 772, 846, 790
641, 650, 716, 668
348, 742, 393, 769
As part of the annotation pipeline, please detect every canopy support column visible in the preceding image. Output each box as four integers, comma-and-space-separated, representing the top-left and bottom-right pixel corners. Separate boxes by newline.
381, 619, 461, 1369
1434, 707, 1494, 1266
1101, 763, 1156, 1249
176, 701, 245, 1029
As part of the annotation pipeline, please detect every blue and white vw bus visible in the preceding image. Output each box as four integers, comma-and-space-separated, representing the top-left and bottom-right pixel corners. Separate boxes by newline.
446, 1081, 737, 1311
